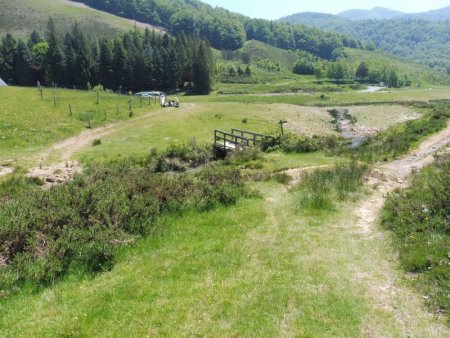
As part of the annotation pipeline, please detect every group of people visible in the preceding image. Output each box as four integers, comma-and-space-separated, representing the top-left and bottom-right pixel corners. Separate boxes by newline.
160, 95, 179, 108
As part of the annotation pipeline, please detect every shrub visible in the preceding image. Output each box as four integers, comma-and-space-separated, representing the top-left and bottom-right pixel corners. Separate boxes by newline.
0, 160, 248, 295
260, 133, 341, 153
151, 142, 214, 173
381, 155, 450, 318
92, 139, 102, 146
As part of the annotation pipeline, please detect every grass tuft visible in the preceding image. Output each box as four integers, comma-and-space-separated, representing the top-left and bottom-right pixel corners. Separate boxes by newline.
293, 162, 368, 214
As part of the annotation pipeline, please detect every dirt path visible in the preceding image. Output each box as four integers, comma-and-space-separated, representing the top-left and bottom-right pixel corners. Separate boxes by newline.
353, 122, 450, 335
24, 106, 175, 186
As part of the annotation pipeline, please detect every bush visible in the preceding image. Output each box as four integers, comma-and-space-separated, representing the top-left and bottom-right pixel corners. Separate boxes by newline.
381, 155, 450, 318
0, 160, 248, 296
151, 141, 214, 173
266, 133, 340, 153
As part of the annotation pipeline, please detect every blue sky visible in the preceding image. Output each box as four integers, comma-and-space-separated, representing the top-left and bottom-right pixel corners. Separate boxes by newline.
200, 0, 450, 19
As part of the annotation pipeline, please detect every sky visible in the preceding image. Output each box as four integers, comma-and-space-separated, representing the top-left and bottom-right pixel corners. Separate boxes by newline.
200, 0, 450, 20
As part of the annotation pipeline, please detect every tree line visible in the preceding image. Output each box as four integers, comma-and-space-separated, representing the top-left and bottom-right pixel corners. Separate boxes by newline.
293, 52, 411, 87
0, 18, 214, 94
281, 14, 450, 74
71, 0, 367, 59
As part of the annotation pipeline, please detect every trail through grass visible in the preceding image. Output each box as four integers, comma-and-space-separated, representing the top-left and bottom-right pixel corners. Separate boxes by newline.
0, 87, 157, 165
1, 160, 448, 336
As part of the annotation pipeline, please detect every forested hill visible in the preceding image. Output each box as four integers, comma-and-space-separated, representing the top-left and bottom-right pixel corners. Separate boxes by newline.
69, 0, 367, 59
280, 13, 450, 74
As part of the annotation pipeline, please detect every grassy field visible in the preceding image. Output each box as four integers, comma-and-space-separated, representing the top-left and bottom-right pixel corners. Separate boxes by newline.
1, 174, 444, 337
1, 85, 449, 336
0, 0, 160, 39
342, 48, 450, 86
0, 87, 158, 165
185, 86, 450, 106
0, 86, 436, 168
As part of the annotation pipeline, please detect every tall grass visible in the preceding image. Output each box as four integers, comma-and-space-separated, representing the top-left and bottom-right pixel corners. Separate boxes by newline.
381, 154, 450, 320
292, 162, 368, 214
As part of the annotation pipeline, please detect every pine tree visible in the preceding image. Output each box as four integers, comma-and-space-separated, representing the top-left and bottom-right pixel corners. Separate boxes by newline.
112, 39, 127, 91
45, 18, 66, 85
244, 65, 251, 77
70, 23, 93, 86
388, 68, 399, 88
192, 41, 214, 94
0, 34, 17, 84
99, 39, 113, 89
27, 30, 43, 49
14, 41, 32, 85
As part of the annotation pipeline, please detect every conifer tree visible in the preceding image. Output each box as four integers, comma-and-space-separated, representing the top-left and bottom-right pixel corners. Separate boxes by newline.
192, 41, 213, 94
0, 34, 17, 84
14, 41, 32, 85
45, 18, 65, 85
99, 39, 113, 89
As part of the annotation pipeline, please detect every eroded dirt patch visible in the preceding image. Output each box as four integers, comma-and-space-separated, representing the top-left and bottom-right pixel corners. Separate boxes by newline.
27, 162, 82, 189
0, 166, 13, 178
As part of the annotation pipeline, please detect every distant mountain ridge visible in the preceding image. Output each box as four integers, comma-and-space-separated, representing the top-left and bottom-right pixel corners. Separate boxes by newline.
408, 6, 450, 21
285, 6, 450, 22
338, 7, 404, 20
279, 6, 450, 73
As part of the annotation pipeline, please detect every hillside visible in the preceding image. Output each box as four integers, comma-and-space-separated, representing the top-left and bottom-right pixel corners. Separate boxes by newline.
338, 7, 403, 20
408, 6, 450, 21
340, 48, 450, 85
1, 85, 450, 336
238, 40, 298, 70
0, 0, 162, 39
279, 12, 450, 73
67, 0, 366, 59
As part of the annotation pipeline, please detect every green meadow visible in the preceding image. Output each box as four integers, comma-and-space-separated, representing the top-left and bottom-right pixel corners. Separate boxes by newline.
0, 84, 449, 336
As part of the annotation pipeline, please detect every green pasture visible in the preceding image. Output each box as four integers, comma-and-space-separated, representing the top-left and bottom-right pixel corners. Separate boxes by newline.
0, 84, 449, 336
0, 86, 157, 164
185, 86, 450, 106
0, 86, 437, 168
0, 178, 441, 337
0, 0, 153, 39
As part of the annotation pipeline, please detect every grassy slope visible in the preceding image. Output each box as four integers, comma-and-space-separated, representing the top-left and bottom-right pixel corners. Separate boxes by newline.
342, 48, 450, 86
215, 40, 450, 95
382, 156, 450, 318
0, 87, 159, 164
240, 40, 298, 70
185, 86, 450, 106
1, 88, 449, 335
0, 0, 156, 39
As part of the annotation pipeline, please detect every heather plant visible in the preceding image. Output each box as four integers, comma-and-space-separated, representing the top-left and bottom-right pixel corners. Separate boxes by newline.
0, 161, 248, 296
